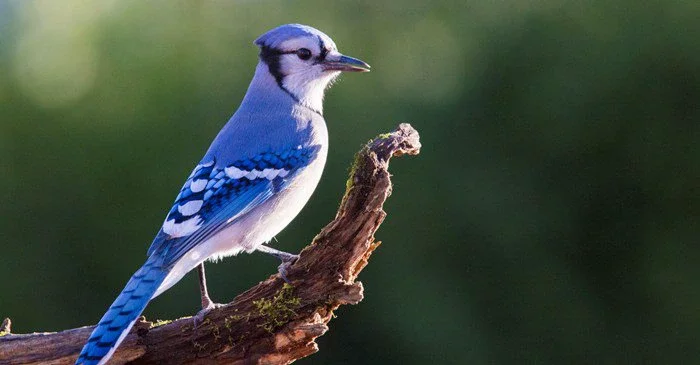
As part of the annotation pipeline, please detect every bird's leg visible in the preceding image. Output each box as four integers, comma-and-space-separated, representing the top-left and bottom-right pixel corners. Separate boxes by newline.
194, 263, 223, 327
198, 263, 218, 310
256, 245, 300, 283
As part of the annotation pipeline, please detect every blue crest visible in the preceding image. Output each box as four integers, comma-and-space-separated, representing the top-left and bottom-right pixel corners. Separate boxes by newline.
254, 23, 336, 50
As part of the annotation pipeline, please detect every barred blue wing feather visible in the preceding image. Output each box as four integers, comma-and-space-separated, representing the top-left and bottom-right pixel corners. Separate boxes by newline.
147, 145, 321, 266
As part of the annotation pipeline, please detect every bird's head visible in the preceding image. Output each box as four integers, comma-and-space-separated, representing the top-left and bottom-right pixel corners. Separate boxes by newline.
255, 24, 370, 113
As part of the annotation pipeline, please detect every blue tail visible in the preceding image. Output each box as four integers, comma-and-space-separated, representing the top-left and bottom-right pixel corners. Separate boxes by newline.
76, 255, 169, 365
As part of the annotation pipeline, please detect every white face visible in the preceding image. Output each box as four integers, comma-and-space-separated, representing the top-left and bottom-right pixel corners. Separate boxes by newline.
275, 36, 343, 111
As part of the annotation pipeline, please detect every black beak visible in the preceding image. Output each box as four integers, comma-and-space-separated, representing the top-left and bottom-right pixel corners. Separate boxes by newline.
323, 54, 371, 72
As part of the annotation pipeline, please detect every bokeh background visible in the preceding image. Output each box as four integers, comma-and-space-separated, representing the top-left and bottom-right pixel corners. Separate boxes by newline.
1, 0, 699, 363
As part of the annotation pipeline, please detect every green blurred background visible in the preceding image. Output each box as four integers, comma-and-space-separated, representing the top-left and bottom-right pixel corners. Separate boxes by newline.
1, 0, 699, 363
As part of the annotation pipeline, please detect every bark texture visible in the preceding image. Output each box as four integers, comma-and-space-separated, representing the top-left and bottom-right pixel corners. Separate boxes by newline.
0, 123, 421, 365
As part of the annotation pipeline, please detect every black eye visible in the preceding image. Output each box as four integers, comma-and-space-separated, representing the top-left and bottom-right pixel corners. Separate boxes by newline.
296, 48, 312, 60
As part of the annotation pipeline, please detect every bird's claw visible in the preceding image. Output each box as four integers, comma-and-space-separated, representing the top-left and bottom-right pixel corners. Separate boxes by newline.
277, 254, 299, 283
193, 302, 224, 328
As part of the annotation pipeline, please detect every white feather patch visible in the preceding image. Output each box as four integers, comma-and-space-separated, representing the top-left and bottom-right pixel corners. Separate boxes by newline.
225, 166, 246, 179
224, 167, 289, 181
244, 170, 259, 180
261, 168, 273, 179
190, 179, 207, 193
162, 216, 202, 238
178, 200, 203, 216
188, 160, 214, 178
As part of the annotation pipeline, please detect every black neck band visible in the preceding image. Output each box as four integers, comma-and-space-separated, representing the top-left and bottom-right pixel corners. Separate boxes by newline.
258, 46, 324, 117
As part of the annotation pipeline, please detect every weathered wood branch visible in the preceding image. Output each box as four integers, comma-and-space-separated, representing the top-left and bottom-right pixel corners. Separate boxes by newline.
0, 123, 421, 365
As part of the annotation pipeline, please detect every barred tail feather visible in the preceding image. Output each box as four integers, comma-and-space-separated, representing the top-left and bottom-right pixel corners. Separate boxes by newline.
76, 256, 168, 365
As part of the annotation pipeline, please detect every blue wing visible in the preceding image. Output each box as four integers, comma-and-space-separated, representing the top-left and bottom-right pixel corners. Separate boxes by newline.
148, 145, 320, 266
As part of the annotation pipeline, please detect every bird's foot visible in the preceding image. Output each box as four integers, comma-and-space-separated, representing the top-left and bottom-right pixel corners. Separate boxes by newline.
277, 253, 300, 284
193, 299, 224, 328
256, 245, 300, 283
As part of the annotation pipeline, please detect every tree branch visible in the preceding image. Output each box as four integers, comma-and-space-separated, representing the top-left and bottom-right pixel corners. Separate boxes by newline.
0, 123, 421, 365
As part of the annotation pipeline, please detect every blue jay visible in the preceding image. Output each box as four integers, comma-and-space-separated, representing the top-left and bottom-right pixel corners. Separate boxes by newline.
76, 24, 370, 365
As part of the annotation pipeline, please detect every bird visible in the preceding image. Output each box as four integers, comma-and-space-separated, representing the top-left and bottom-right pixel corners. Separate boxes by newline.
76, 23, 370, 365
